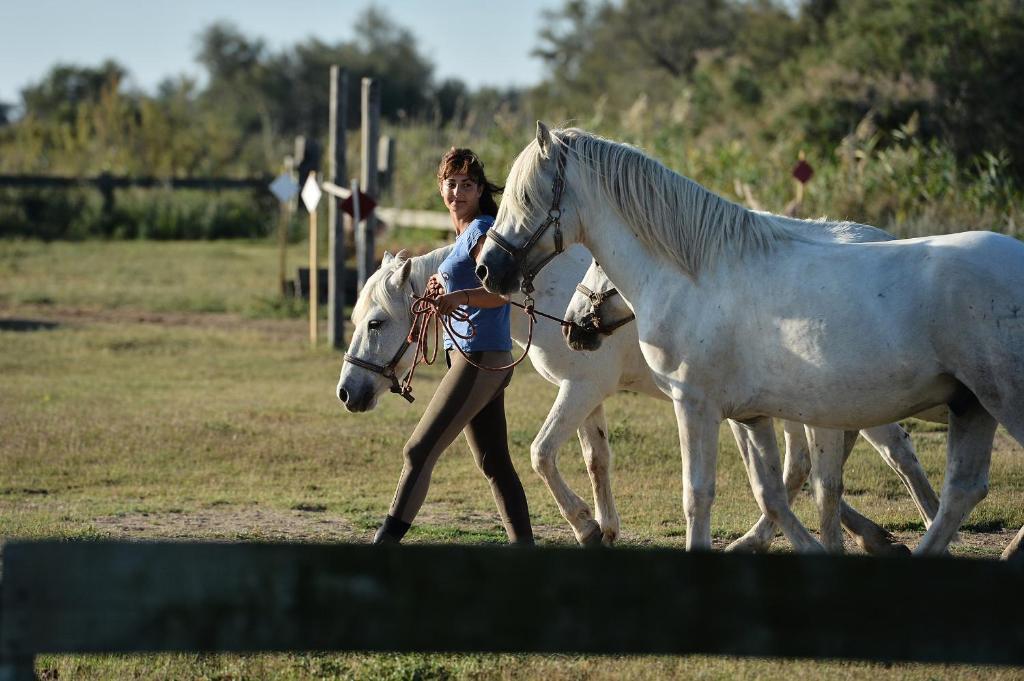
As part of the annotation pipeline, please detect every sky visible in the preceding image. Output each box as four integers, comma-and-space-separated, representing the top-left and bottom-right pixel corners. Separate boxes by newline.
0, 0, 564, 105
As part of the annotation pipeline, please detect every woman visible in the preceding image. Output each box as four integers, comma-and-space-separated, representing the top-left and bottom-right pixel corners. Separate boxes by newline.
373, 147, 534, 546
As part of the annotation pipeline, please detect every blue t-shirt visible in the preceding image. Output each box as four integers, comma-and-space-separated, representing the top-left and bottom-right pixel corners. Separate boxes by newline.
437, 215, 512, 352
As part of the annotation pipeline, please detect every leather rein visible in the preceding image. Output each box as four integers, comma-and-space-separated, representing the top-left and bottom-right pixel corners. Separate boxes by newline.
344, 140, 608, 403
343, 290, 575, 403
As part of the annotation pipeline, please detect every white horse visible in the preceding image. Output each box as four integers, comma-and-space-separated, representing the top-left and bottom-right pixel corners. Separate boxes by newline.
568, 258, 941, 552
337, 244, 936, 554
475, 122, 1024, 558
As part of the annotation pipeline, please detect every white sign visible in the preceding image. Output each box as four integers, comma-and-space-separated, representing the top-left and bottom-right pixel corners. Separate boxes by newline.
268, 173, 299, 203
301, 174, 322, 212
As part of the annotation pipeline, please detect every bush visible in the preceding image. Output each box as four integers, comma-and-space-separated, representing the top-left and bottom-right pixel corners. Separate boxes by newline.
0, 187, 276, 240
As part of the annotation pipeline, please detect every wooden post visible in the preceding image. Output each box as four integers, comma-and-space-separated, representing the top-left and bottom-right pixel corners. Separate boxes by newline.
352, 179, 366, 291
308, 171, 318, 347
378, 135, 395, 195
97, 172, 115, 233
328, 66, 348, 350
360, 77, 380, 283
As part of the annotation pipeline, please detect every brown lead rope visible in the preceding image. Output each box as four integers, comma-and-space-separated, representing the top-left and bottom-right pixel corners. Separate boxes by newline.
397, 292, 578, 400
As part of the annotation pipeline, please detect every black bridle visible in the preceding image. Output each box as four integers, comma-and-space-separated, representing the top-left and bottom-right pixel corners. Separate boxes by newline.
574, 283, 636, 335
485, 141, 569, 298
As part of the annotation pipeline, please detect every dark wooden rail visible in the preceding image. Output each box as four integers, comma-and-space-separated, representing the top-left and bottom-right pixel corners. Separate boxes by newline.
0, 174, 270, 191
1, 541, 1022, 679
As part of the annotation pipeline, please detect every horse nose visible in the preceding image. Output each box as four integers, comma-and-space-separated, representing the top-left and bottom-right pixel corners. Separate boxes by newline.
337, 386, 349, 404
475, 264, 489, 283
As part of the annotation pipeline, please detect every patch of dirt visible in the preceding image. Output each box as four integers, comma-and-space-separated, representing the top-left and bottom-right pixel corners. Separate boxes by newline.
92, 506, 364, 543
26, 499, 1021, 557
412, 505, 583, 545
736, 528, 1017, 558
0, 305, 306, 341
893, 528, 1018, 558
91, 503, 637, 548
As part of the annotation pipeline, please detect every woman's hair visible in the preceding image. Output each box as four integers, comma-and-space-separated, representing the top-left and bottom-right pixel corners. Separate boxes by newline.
437, 147, 503, 217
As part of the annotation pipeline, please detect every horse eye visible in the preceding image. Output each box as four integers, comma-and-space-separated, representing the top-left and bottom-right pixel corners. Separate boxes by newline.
368, 319, 384, 331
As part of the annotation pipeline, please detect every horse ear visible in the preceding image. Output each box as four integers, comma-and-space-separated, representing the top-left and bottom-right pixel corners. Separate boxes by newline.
382, 251, 394, 266
395, 249, 409, 262
388, 257, 412, 288
536, 121, 553, 155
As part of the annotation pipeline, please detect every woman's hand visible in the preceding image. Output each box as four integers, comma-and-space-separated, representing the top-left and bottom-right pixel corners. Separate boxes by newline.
436, 291, 467, 316
425, 274, 446, 298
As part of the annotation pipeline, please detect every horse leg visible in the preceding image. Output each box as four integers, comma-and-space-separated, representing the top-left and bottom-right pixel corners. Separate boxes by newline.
831, 430, 911, 556
970, 398, 1024, 563
805, 426, 846, 553
860, 423, 940, 527
530, 382, 605, 546
1002, 525, 1024, 563
726, 419, 810, 552
733, 417, 824, 553
672, 398, 719, 550
915, 393, 996, 555
577, 403, 621, 546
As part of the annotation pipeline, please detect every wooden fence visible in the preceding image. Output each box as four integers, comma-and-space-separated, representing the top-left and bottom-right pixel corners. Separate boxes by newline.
1, 540, 1022, 679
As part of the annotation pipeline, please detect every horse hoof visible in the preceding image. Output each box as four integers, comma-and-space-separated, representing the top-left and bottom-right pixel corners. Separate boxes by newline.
580, 524, 604, 547
892, 543, 913, 557
725, 534, 769, 553
875, 541, 912, 557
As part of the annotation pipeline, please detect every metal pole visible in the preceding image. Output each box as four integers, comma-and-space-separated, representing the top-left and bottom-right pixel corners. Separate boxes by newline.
360, 78, 380, 283
328, 66, 348, 349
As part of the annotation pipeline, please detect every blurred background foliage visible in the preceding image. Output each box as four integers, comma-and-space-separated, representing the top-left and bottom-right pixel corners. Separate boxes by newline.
0, 1, 1021, 240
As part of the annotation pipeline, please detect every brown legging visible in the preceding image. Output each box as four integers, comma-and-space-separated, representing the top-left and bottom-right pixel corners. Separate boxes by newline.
387, 350, 533, 543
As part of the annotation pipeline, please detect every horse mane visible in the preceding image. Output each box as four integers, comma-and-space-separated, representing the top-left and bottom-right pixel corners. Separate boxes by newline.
502, 127, 815, 278
765, 214, 895, 243
352, 245, 453, 321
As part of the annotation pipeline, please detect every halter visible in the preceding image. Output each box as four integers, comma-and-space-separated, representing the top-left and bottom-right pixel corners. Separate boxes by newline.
485, 140, 569, 298
574, 283, 636, 335
343, 337, 416, 403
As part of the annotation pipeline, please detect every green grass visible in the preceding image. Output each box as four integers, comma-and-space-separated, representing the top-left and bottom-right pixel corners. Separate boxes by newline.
0, 239, 302, 314
2, 238, 1023, 679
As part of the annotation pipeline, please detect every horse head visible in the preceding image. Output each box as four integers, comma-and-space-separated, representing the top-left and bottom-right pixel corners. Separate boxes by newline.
563, 260, 635, 352
476, 121, 583, 296
336, 251, 417, 412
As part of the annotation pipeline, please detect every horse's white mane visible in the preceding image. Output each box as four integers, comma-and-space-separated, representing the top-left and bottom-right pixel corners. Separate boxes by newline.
502, 127, 877, 277
352, 245, 453, 321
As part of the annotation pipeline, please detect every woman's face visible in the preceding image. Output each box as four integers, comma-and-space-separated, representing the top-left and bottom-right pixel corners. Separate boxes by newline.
439, 173, 483, 223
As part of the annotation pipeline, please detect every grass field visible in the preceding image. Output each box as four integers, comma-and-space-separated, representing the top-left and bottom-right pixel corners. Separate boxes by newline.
2, 239, 1023, 680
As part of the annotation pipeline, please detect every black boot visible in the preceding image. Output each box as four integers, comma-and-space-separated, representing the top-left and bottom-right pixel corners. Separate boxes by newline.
372, 515, 411, 545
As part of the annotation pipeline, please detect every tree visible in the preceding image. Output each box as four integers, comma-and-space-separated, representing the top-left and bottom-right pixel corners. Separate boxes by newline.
20, 60, 128, 124
796, 0, 1024, 168
193, 8, 436, 149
